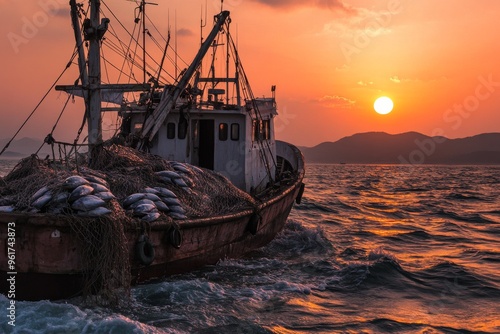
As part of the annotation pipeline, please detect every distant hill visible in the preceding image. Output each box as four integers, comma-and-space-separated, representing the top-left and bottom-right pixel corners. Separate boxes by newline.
302, 132, 500, 164
0, 137, 51, 158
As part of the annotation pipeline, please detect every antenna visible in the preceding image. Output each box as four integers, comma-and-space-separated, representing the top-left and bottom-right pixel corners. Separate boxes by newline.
136, 0, 158, 84
175, 10, 177, 79
200, 0, 207, 47
200, 1, 207, 74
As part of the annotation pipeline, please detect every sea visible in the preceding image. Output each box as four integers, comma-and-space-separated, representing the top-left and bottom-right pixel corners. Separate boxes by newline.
1, 161, 499, 333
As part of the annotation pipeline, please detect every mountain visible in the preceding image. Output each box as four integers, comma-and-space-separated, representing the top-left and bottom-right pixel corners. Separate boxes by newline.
0, 137, 51, 158
302, 132, 500, 164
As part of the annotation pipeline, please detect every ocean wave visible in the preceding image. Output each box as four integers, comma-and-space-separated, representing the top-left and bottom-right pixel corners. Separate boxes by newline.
392, 186, 431, 193
413, 261, 500, 299
445, 191, 489, 201
388, 229, 432, 242
0, 295, 171, 334
435, 209, 497, 224
348, 318, 485, 334
262, 220, 334, 259
294, 201, 338, 214
324, 248, 415, 292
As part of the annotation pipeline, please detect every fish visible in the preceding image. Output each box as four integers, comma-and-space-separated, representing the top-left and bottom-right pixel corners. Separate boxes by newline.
31, 186, 50, 202
32, 192, 53, 209
169, 211, 187, 220
51, 192, 70, 204
0, 197, 15, 206
154, 200, 169, 212
62, 175, 89, 190
68, 184, 94, 203
156, 170, 182, 179
144, 193, 162, 202
90, 182, 109, 193
0, 206, 15, 213
154, 187, 177, 198
130, 199, 156, 209
161, 196, 181, 207
133, 203, 157, 216
173, 178, 188, 188
169, 204, 186, 214
141, 211, 161, 222
190, 165, 204, 174
143, 187, 160, 195
84, 175, 109, 188
172, 163, 191, 174
77, 206, 112, 217
123, 193, 146, 207
94, 191, 115, 201
181, 176, 194, 187
158, 176, 174, 185
71, 195, 106, 212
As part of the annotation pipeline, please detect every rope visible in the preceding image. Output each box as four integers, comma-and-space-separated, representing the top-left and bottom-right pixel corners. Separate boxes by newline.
35, 93, 73, 156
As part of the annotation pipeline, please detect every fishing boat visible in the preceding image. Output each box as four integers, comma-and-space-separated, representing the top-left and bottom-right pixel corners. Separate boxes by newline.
0, 0, 304, 301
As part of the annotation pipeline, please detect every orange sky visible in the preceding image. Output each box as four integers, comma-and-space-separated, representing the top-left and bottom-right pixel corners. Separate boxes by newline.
1, 0, 500, 147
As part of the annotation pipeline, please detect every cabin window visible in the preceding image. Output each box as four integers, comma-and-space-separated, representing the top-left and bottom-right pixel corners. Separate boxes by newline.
252, 120, 258, 141
178, 121, 187, 139
219, 123, 228, 141
263, 119, 271, 140
231, 123, 240, 141
167, 122, 175, 139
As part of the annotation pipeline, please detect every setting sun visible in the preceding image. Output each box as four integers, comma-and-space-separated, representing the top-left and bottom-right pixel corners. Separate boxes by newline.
374, 97, 394, 115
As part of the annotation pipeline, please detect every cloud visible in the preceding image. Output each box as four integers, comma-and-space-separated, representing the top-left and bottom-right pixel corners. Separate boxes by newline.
321, 7, 394, 39
249, 0, 354, 12
390, 76, 402, 83
319, 95, 356, 109
390, 75, 431, 84
176, 28, 194, 37
389, 75, 449, 84
357, 80, 373, 86
335, 64, 350, 72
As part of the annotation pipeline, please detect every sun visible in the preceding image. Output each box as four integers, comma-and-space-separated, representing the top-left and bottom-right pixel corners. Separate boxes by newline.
374, 96, 394, 115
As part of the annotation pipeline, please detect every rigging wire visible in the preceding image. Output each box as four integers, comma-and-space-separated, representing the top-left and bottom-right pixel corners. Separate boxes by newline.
105, 10, 139, 85
0, 49, 79, 157
144, 10, 189, 68
101, 0, 174, 84
35, 93, 73, 155
227, 29, 277, 181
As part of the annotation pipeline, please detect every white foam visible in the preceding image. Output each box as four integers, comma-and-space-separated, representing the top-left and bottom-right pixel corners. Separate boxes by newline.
0, 295, 178, 334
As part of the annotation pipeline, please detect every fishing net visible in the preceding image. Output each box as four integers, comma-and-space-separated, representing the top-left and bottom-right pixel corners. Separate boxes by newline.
0, 143, 257, 303
0, 155, 132, 304
67, 204, 132, 305
89, 144, 257, 217
1, 156, 70, 209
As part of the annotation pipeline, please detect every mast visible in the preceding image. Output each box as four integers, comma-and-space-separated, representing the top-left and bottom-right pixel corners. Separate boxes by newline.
139, 1, 158, 84
69, 0, 88, 92
225, 17, 230, 105
58, 0, 152, 148
57, 1, 149, 118
141, 11, 231, 141
141, 0, 146, 83
87, 0, 108, 149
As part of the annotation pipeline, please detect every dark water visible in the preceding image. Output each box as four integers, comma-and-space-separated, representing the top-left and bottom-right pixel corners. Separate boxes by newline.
1, 163, 500, 333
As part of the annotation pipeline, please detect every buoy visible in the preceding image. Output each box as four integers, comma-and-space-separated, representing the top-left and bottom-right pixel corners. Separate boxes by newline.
167, 226, 182, 249
136, 234, 155, 265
